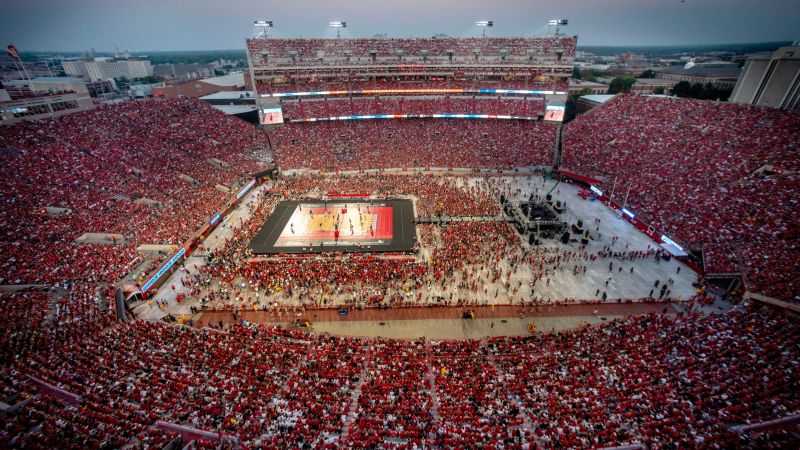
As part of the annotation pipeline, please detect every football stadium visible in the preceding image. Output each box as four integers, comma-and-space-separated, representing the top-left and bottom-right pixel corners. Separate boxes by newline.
1, 8, 799, 450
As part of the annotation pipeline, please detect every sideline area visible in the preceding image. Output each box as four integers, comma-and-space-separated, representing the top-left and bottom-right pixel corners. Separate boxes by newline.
194, 301, 735, 340
197, 302, 685, 339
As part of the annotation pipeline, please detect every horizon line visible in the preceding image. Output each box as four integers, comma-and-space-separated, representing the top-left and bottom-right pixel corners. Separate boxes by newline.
12, 39, 794, 54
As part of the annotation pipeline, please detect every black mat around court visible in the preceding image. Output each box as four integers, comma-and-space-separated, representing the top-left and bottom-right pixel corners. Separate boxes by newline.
247, 199, 417, 254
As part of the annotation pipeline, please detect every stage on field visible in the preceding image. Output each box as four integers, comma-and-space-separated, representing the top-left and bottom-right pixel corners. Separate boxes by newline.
248, 199, 416, 254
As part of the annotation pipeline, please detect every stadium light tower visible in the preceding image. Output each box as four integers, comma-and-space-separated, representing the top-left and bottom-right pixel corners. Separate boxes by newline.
329, 21, 347, 38
254, 20, 273, 39
475, 20, 493, 37
548, 19, 568, 36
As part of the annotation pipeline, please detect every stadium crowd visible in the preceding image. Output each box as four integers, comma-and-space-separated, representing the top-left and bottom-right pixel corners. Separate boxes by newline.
0, 288, 113, 366
277, 174, 501, 217
2, 307, 797, 449
281, 96, 546, 119
256, 78, 569, 95
0, 50, 797, 450
564, 94, 800, 302
247, 36, 576, 66
0, 97, 269, 286
270, 119, 554, 170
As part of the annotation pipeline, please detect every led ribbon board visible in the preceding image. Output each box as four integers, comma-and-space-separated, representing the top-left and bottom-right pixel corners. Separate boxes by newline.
660, 235, 684, 252
263, 88, 567, 98
237, 179, 256, 200
142, 247, 186, 293
290, 113, 534, 123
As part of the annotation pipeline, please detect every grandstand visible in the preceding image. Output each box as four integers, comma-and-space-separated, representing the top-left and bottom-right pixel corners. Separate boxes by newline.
0, 29, 799, 450
246, 36, 575, 94
563, 94, 800, 303
246, 36, 574, 130
246, 35, 574, 176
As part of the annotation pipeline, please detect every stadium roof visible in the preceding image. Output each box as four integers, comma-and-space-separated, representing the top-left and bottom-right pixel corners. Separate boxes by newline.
663, 66, 740, 76
581, 94, 616, 104
201, 72, 245, 88
200, 91, 255, 100
209, 104, 257, 115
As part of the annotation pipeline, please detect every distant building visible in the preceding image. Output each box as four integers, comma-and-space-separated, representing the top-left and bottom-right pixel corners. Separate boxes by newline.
129, 82, 162, 99
730, 46, 800, 110
655, 64, 740, 90
573, 62, 611, 72
630, 78, 677, 95
85, 79, 117, 98
62, 57, 153, 81
569, 79, 609, 95
153, 63, 215, 80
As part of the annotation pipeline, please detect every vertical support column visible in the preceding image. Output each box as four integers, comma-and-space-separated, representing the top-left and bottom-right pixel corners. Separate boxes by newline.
553, 123, 563, 170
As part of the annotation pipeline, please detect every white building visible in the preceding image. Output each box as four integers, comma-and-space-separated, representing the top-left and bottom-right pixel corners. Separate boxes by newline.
62, 57, 153, 81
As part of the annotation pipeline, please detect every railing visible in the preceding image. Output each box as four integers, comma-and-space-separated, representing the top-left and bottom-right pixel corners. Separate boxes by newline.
154, 421, 239, 447
730, 413, 800, 434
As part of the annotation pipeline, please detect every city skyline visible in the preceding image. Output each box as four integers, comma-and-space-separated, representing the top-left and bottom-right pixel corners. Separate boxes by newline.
1, 0, 798, 52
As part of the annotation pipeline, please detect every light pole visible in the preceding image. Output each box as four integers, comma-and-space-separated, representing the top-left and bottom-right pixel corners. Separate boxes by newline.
475, 20, 493, 37
548, 19, 568, 36
254, 20, 273, 40
329, 21, 347, 38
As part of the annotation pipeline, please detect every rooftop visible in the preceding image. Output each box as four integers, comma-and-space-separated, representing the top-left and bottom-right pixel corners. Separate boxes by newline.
32, 77, 85, 83
200, 90, 255, 100
201, 72, 246, 88
569, 79, 608, 87
662, 66, 741, 76
210, 104, 258, 115
580, 94, 616, 104
633, 78, 676, 85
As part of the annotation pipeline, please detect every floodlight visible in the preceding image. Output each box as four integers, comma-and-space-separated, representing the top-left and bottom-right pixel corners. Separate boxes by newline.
475, 20, 494, 37
329, 21, 347, 38
548, 19, 568, 35
254, 20, 273, 39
